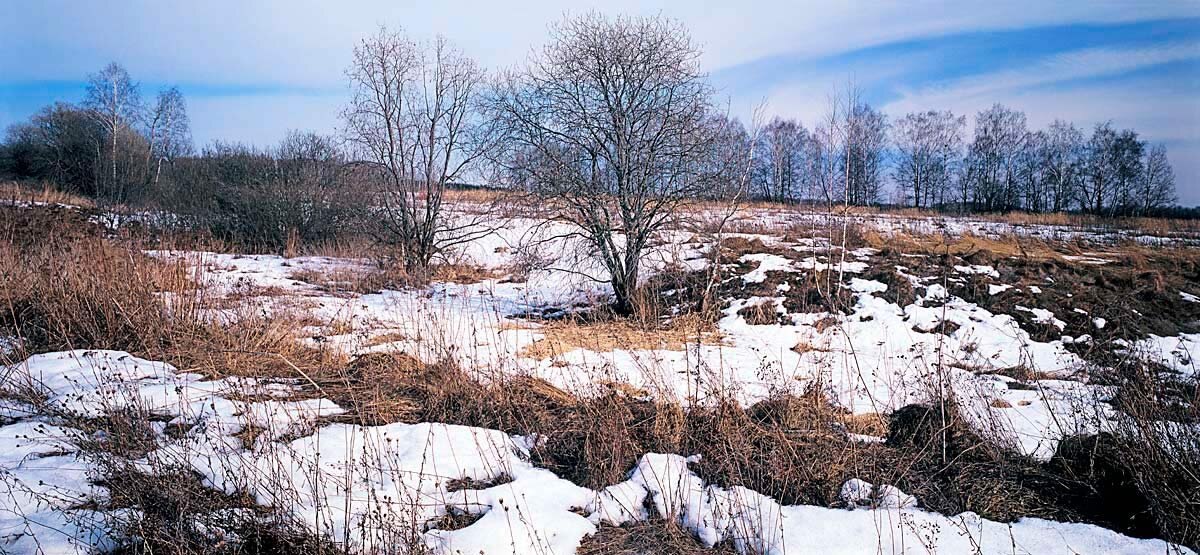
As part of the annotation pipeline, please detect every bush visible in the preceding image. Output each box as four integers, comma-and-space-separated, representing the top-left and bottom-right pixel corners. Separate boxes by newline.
154, 133, 369, 253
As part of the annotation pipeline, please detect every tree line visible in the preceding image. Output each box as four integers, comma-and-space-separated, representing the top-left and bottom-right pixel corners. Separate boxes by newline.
0, 63, 372, 250
2, 63, 191, 204
0, 13, 1187, 310
748, 96, 1177, 216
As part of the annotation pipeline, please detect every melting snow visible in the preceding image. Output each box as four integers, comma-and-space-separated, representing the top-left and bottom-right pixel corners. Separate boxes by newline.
2, 351, 1189, 554
954, 264, 999, 278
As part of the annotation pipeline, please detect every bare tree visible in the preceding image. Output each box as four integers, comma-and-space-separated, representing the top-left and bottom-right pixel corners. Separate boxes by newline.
892, 110, 964, 209
820, 82, 886, 207
844, 101, 887, 206
1039, 120, 1085, 212
1139, 143, 1176, 214
84, 62, 144, 201
2, 102, 104, 191
1080, 122, 1143, 215
145, 86, 191, 187
705, 113, 755, 200
753, 117, 808, 202
964, 104, 1028, 212
488, 13, 723, 314
342, 27, 490, 277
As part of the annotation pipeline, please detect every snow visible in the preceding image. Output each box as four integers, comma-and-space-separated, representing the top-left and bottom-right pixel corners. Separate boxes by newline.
956, 375, 1114, 460
847, 278, 887, 293
739, 253, 794, 283
142, 216, 1124, 464
8, 207, 1195, 552
3, 349, 1189, 554
797, 257, 867, 274
954, 264, 999, 278
988, 283, 1013, 295
0, 350, 343, 555
608, 453, 1186, 555
1131, 333, 1199, 377
1015, 305, 1067, 331
1061, 254, 1113, 265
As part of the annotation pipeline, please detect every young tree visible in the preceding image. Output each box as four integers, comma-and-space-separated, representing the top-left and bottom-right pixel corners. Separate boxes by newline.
145, 86, 191, 187
892, 110, 965, 209
342, 28, 490, 276
488, 13, 724, 314
84, 62, 144, 201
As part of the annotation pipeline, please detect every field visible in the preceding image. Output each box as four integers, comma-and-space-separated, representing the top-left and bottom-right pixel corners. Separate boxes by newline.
1, 196, 1198, 554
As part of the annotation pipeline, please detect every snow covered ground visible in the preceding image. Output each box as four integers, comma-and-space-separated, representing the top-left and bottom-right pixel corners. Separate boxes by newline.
1, 350, 1191, 554
144, 217, 1147, 463
4, 205, 1198, 553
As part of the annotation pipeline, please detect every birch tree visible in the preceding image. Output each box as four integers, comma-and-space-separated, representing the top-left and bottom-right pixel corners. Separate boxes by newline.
892, 110, 964, 209
1139, 144, 1176, 214
145, 86, 191, 187
84, 62, 143, 201
1040, 120, 1085, 212
753, 117, 808, 202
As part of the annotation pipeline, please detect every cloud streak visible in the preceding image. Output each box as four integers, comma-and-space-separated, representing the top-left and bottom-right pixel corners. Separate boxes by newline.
886, 41, 1200, 113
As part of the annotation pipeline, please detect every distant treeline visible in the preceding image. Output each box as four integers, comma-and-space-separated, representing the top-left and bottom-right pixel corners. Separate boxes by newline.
0, 61, 1186, 239
0, 64, 379, 250
744, 101, 1179, 217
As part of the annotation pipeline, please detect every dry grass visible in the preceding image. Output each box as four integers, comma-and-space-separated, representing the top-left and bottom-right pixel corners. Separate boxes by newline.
441, 187, 508, 205
0, 206, 192, 357
3, 202, 1198, 550
430, 261, 500, 284
0, 180, 97, 208
515, 312, 720, 360
288, 265, 403, 295
578, 521, 739, 554
863, 228, 1070, 261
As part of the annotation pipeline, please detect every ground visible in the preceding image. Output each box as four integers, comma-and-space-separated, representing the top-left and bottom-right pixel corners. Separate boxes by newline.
1, 199, 1197, 554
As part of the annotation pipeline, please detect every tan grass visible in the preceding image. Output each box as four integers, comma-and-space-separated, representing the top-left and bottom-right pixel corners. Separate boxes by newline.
0, 180, 96, 208
516, 313, 720, 360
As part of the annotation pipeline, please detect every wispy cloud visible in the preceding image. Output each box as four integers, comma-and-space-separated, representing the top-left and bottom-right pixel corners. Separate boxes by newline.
886, 41, 1200, 112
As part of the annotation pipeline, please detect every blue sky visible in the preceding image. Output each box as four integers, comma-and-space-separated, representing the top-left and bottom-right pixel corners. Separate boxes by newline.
2, 1, 1199, 204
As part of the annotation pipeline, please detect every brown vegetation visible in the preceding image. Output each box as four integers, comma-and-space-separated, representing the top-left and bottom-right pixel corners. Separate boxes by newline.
2, 203, 1198, 551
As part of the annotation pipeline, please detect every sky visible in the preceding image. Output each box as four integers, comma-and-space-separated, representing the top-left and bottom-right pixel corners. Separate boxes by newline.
2, 1, 1199, 205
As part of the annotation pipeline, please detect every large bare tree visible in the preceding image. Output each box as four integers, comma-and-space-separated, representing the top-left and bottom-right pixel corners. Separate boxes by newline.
488, 13, 726, 314
342, 27, 491, 277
